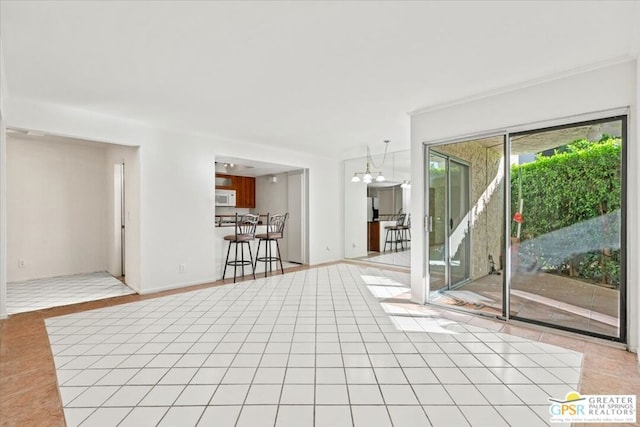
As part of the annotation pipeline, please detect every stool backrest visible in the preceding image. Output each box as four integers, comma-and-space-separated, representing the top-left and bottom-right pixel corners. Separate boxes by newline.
235, 213, 259, 238
405, 213, 411, 227
266, 213, 288, 238
395, 213, 406, 227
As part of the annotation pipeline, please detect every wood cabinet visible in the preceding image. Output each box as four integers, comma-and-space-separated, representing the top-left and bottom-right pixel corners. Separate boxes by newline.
367, 221, 380, 252
215, 174, 255, 208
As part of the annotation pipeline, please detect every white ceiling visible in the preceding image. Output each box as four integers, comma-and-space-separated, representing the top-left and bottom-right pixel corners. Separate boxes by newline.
2, 1, 639, 158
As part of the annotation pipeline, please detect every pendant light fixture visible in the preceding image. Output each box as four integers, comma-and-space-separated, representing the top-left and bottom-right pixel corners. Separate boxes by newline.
351, 140, 390, 184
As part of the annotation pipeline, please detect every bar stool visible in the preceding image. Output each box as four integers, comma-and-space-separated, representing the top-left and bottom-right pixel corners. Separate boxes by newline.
254, 213, 288, 277
401, 213, 411, 248
222, 213, 258, 283
383, 213, 406, 252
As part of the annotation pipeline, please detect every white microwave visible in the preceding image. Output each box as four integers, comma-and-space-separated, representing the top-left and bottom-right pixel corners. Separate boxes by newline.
215, 189, 236, 207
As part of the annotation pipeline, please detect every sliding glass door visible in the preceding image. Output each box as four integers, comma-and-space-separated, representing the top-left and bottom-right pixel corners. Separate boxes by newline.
508, 116, 625, 340
425, 116, 626, 341
427, 151, 470, 293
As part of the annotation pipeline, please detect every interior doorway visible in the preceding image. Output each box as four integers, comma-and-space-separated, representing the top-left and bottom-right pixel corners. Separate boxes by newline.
4, 129, 139, 315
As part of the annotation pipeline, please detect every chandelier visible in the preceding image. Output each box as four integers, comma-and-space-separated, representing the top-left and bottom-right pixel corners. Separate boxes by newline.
351, 140, 390, 184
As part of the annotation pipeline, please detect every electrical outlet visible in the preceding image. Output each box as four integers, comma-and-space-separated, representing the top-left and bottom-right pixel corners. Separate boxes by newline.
179, 263, 186, 273
18, 259, 25, 268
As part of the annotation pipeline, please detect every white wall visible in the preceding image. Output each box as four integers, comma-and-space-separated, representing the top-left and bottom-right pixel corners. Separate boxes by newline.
7, 135, 109, 281
0, 97, 343, 306
255, 172, 290, 260
410, 60, 639, 350
344, 157, 368, 258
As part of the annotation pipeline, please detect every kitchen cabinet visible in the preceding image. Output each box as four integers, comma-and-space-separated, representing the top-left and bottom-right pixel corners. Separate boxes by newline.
215, 174, 255, 208
367, 221, 380, 252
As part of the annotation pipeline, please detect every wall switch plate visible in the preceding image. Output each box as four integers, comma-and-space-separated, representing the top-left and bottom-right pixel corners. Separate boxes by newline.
18, 259, 25, 268
179, 264, 186, 273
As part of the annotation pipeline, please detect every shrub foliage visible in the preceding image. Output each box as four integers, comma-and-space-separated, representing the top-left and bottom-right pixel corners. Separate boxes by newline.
510, 136, 622, 287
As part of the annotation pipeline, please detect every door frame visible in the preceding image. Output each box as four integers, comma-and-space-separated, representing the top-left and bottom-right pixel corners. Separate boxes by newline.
422, 112, 627, 343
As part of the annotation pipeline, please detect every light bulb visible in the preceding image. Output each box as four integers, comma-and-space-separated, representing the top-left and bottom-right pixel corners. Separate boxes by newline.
363, 175, 373, 184
351, 174, 360, 183
376, 173, 385, 182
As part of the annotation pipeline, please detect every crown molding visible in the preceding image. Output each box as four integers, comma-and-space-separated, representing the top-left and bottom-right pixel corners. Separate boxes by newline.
409, 55, 637, 117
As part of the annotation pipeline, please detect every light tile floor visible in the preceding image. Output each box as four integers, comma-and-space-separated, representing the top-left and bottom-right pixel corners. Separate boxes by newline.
45, 264, 581, 426
361, 249, 411, 268
7, 271, 135, 315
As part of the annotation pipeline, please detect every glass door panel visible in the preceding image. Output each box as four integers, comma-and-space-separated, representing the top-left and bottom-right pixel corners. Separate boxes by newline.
509, 117, 625, 340
427, 137, 505, 317
428, 153, 448, 292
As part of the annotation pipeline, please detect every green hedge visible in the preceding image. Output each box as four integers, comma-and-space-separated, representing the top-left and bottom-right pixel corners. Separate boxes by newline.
511, 137, 621, 286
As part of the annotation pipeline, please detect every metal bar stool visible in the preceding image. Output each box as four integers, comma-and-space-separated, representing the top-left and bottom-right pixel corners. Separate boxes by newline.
222, 213, 258, 283
383, 213, 406, 252
254, 213, 288, 277
401, 213, 411, 248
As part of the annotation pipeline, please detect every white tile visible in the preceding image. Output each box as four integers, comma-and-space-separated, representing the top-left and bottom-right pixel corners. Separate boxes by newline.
342, 354, 371, 367
458, 406, 509, 427
373, 367, 407, 384
78, 407, 130, 427
402, 367, 439, 384
347, 384, 384, 404
519, 367, 565, 384
253, 367, 286, 383
287, 354, 315, 367
157, 407, 205, 426
315, 367, 346, 384
221, 367, 257, 384
412, 384, 454, 405
209, 384, 250, 405
157, 367, 198, 385
190, 367, 226, 384
488, 367, 532, 384
459, 367, 501, 384
387, 406, 431, 427
59, 387, 88, 406
316, 354, 343, 367
276, 405, 314, 427
174, 384, 217, 405
67, 386, 120, 407
476, 384, 523, 405
103, 385, 152, 407
316, 384, 349, 404
422, 406, 469, 427
95, 369, 138, 386
197, 406, 241, 427
380, 384, 419, 405
431, 367, 470, 384
236, 405, 278, 427
245, 384, 281, 404
495, 405, 548, 427
443, 384, 489, 405
315, 405, 353, 427
369, 354, 399, 367
285, 367, 315, 384
345, 367, 377, 384
63, 369, 111, 386
351, 405, 392, 427
118, 407, 169, 427
280, 384, 314, 404
127, 368, 169, 385
63, 408, 95, 427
